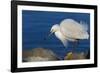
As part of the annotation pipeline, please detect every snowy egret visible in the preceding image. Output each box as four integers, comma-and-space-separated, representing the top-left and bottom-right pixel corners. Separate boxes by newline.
50, 19, 89, 48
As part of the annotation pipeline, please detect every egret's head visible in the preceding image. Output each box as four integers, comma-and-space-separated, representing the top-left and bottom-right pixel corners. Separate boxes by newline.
50, 24, 60, 33
46, 24, 60, 38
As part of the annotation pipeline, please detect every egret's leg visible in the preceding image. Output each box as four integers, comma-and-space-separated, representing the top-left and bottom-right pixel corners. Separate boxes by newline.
72, 40, 79, 53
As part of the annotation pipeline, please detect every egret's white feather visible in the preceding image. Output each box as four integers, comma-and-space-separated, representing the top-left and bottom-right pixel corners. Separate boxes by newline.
61, 39, 68, 48
80, 21, 88, 31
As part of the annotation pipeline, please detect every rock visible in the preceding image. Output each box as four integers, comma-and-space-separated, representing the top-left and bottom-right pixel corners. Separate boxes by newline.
23, 48, 59, 62
23, 50, 33, 58
64, 52, 86, 60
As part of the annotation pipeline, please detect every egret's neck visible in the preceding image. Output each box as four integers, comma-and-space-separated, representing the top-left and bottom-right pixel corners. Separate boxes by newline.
55, 30, 65, 41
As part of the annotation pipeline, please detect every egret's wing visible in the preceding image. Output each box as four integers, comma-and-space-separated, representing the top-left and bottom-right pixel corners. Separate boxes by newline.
60, 19, 89, 39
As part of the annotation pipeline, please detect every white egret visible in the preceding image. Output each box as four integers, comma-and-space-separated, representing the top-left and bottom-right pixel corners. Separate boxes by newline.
50, 19, 89, 48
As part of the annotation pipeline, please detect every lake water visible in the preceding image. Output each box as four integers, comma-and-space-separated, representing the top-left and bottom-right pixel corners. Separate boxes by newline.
22, 10, 90, 59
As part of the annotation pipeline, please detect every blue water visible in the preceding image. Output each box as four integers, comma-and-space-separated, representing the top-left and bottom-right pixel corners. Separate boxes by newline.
22, 10, 90, 59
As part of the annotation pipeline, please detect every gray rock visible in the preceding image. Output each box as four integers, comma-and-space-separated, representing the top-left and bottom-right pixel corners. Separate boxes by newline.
23, 48, 59, 62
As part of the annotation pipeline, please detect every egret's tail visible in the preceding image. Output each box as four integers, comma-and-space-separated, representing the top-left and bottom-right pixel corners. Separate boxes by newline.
78, 32, 89, 39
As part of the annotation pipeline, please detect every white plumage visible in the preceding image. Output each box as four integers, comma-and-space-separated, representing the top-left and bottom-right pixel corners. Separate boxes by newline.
50, 19, 89, 47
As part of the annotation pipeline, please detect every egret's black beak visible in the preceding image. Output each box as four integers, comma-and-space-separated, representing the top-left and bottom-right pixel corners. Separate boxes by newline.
48, 32, 53, 37
44, 32, 53, 40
